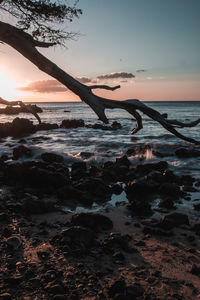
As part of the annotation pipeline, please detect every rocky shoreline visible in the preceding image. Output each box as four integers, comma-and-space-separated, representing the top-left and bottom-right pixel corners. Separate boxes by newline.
0, 118, 200, 299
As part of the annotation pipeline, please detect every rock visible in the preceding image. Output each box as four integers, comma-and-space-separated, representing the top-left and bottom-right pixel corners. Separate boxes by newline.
190, 264, 200, 277
71, 161, 87, 180
51, 226, 94, 254
41, 152, 64, 163
126, 178, 158, 199
159, 197, 175, 210
159, 213, 189, 230
191, 223, 200, 235
60, 119, 84, 128
193, 203, 200, 211
115, 155, 130, 168
102, 232, 134, 253
13, 145, 32, 160
126, 284, 144, 299
22, 195, 56, 214
129, 198, 153, 217
108, 278, 126, 297
71, 213, 113, 230
159, 182, 181, 198
175, 148, 200, 158
36, 123, 59, 131
11, 118, 36, 136
0, 212, 9, 222
45, 283, 65, 294
86, 121, 122, 131
135, 161, 168, 176
74, 178, 111, 202
0, 293, 12, 299
6, 235, 22, 250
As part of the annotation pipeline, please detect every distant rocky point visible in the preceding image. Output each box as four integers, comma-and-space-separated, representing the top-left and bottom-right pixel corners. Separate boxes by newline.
0, 104, 43, 115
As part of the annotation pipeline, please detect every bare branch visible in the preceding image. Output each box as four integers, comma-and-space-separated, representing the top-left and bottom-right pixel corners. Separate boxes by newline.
89, 84, 120, 91
0, 21, 199, 145
0, 97, 41, 124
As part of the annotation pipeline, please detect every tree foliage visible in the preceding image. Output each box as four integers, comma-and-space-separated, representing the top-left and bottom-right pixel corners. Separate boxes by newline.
0, 0, 82, 44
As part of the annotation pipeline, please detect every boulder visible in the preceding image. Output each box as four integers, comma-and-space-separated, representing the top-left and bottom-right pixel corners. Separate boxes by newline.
60, 119, 84, 129
41, 152, 64, 163
13, 145, 32, 160
159, 212, 189, 230
175, 148, 200, 158
71, 213, 113, 230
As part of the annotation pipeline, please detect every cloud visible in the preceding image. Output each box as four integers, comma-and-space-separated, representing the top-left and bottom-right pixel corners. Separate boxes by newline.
75, 76, 92, 84
136, 69, 147, 73
17, 80, 67, 93
97, 72, 135, 80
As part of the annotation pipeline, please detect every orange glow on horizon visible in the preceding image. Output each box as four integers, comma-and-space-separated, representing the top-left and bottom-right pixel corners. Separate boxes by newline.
0, 69, 20, 101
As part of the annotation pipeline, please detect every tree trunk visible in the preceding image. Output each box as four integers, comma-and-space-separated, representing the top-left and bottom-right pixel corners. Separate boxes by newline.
0, 21, 199, 145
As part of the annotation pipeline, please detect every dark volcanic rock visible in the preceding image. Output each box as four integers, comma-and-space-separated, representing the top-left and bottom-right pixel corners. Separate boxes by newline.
175, 148, 200, 158
22, 195, 56, 214
13, 145, 32, 160
11, 118, 36, 137
51, 226, 94, 255
190, 264, 200, 277
159, 182, 181, 198
135, 161, 168, 176
41, 152, 64, 163
71, 213, 113, 230
74, 178, 111, 202
86, 121, 122, 131
60, 119, 84, 128
159, 213, 189, 230
108, 278, 126, 297
36, 123, 59, 131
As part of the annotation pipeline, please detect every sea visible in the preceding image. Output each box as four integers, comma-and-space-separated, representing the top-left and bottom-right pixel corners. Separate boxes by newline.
0, 100, 200, 215
0, 101, 200, 171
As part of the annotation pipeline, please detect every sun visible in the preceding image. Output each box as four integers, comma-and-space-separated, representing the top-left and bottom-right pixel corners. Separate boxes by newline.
0, 69, 19, 101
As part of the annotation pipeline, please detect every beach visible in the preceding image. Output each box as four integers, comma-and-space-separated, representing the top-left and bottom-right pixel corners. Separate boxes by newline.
0, 101, 200, 299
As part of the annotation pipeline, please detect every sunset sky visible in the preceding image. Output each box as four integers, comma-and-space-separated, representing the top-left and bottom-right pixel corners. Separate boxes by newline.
0, 0, 200, 102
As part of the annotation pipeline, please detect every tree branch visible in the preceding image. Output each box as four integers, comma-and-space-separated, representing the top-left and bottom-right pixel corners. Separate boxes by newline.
0, 97, 41, 124
0, 21, 199, 145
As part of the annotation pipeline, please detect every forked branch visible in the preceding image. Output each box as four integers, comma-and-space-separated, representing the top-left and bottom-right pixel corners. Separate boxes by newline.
0, 20, 199, 144
0, 97, 41, 123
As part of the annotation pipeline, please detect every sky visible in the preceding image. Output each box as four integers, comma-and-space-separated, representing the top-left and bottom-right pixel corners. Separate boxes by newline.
0, 0, 200, 102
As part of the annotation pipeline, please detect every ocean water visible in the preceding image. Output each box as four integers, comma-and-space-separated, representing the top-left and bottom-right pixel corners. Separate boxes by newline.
1, 100, 200, 216
0, 101, 200, 174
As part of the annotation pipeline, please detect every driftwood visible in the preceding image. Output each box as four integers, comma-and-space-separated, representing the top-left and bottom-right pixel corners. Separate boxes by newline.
0, 21, 199, 145
0, 97, 41, 123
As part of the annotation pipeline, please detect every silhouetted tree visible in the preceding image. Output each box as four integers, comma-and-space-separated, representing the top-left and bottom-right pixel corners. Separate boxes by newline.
0, 1, 199, 144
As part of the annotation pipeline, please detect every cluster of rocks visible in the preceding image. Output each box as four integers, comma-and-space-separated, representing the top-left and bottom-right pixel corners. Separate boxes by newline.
0, 118, 123, 138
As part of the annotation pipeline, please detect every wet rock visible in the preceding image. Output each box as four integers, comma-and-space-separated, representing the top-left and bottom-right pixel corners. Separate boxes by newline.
175, 148, 200, 158
13, 145, 32, 160
36, 123, 59, 131
22, 195, 56, 214
71, 213, 113, 230
11, 118, 36, 137
159, 182, 181, 198
51, 226, 94, 255
191, 223, 200, 235
115, 155, 130, 168
159, 197, 175, 210
74, 178, 111, 202
26, 167, 67, 188
193, 203, 200, 211
86, 121, 122, 131
41, 152, 64, 163
57, 185, 92, 205
6, 235, 22, 250
129, 198, 153, 217
111, 184, 123, 195
60, 119, 84, 128
126, 178, 158, 199
159, 213, 189, 230
71, 162, 87, 180
135, 161, 168, 176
